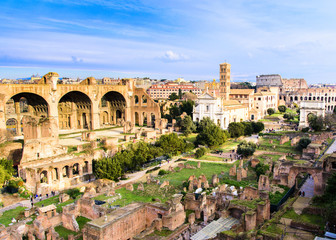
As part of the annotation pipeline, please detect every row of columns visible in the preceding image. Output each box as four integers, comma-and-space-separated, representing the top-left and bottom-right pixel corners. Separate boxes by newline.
134, 112, 156, 127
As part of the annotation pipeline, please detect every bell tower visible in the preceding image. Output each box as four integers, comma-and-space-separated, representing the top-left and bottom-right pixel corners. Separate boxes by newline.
219, 63, 231, 101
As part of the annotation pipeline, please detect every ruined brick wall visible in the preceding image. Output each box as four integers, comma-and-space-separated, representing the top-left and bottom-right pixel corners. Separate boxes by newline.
243, 187, 259, 200
102, 207, 147, 240
62, 213, 79, 232
245, 212, 256, 231
162, 210, 186, 231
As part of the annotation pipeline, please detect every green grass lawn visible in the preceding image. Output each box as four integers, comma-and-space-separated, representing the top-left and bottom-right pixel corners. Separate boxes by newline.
269, 185, 290, 204
34, 196, 59, 207
282, 209, 325, 229
76, 216, 91, 230
113, 184, 175, 207
216, 140, 241, 152
183, 133, 197, 143
199, 155, 224, 162
149, 229, 173, 237
159, 161, 232, 186
55, 225, 78, 239
0, 206, 26, 226
264, 223, 283, 235
259, 138, 300, 154
256, 154, 282, 164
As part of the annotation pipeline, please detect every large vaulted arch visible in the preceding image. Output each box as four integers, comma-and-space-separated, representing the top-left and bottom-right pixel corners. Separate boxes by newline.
5, 92, 49, 136
58, 91, 92, 130
99, 91, 126, 126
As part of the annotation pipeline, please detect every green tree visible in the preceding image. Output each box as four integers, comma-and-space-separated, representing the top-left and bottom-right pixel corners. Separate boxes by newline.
283, 113, 295, 120
267, 108, 275, 115
156, 133, 191, 156
168, 93, 179, 101
251, 122, 264, 133
278, 105, 287, 113
178, 89, 183, 99
254, 163, 269, 180
179, 100, 195, 117
237, 140, 256, 157
308, 114, 324, 131
179, 115, 196, 136
195, 147, 207, 158
93, 158, 122, 181
196, 117, 214, 133
228, 122, 245, 138
0, 165, 11, 188
196, 120, 227, 148
296, 138, 311, 151
169, 105, 181, 120
242, 122, 253, 136
0, 158, 14, 175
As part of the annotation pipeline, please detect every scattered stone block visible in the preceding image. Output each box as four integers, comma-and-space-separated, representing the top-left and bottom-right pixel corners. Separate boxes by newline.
137, 183, 144, 191
160, 181, 169, 188
126, 184, 134, 191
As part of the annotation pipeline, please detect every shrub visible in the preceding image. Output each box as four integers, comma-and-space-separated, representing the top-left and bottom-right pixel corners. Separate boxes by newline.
267, 108, 275, 115
302, 127, 309, 132
252, 122, 264, 133
278, 105, 287, 113
297, 138, 311, 151
158, 169, 168, 176
66, 188, 81, 199
228, 122, 245, 138
195, 147, 207, 158
237, 141, 256, 157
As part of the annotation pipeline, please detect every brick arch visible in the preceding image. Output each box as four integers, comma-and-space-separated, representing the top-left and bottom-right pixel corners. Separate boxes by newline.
287, 166, 323, 195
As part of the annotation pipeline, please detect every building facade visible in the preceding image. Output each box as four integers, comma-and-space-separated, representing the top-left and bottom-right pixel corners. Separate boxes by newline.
147, 82, 202, 99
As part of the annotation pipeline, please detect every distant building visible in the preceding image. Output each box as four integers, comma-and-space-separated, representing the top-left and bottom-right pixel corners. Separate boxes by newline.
256, 74, 282, 88
102, 77, 122, 85
147, 82, 202, 99
281, 78, 308, 92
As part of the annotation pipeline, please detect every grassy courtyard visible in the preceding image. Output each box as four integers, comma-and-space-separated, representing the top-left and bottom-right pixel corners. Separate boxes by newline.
258, 138, 300, 154
159, 161, 232, 186
0, 206, 26, 226
282, 208, 325, 229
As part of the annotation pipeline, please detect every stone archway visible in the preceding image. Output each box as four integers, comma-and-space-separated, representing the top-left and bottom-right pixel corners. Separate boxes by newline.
287, 166, 324, 195
6, 92, 49, 135
299, 101, 325, 128
6, 118, 18, 136
58, 91, 92, 130
40, 170, 48, 184
228, 207, 244, 219
135, 112, 139, 125
100, 91, 126, 126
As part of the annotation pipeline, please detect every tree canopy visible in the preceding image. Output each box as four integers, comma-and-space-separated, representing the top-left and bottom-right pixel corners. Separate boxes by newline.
237, 140, 256, 157
267, 108, 275, 115
196, 117, 228, 148
168, 93, 179, 101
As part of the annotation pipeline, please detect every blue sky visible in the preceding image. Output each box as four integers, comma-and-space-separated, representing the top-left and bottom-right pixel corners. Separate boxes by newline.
1, 0, 336, 83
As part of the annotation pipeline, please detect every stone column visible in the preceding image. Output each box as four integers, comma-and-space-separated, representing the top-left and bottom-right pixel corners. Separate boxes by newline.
124, 106, 131, 123
58, 167, 63, 181
147, 113, 152, 127
14, 101, 22, 135
88, 161, 93, 174
78, 164, 83, 176
49, 100, 59, 139
68, 166, 73, 178
47, 170, 52, 184
70, 102, 77, 129
91, 100, 100, 130
139, 112, 144, 126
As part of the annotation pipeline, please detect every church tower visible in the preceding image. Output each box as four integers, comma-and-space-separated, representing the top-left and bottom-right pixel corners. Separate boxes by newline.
219, 63, 231, 101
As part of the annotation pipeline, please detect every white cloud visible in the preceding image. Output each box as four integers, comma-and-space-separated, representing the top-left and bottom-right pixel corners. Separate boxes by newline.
161, 50, 188, 62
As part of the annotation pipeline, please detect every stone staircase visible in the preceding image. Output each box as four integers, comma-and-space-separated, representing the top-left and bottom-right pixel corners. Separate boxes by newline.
191, 216, 239, 240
